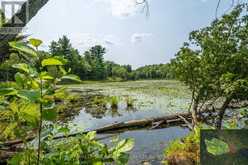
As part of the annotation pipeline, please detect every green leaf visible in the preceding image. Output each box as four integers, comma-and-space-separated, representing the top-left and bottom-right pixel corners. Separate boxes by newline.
31, 80, 39, 89
112, 139, 134, 164
42, 109, 57, 121
15, 73, 25, 87
29, 38, 42, 48
205, 138, 229, 156
9, 41, 37, 57
0, 88, 17, 96
40, 72, 54, 80
114, 138, 134, 153
93, 162, 104, 165
58, 127, 70, 134
41, 58, 63, 67
21, 103, 39, 126
61, 74, 81, 82
17, 90, 40, 102
12, 63, 29, 73
116, 152, 129, 165
86, 131, 96, 140
59, 66, 67, 75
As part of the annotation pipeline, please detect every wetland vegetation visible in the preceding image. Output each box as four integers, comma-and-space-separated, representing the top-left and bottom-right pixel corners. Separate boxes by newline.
0, 1, 248, 165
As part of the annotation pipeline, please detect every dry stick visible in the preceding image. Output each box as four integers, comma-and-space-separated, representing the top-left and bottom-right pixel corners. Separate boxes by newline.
178, 115, 193, 130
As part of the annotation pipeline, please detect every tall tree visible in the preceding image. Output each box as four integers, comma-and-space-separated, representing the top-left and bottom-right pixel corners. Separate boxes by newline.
172, 4, 248, 128
84, 45, 107, 80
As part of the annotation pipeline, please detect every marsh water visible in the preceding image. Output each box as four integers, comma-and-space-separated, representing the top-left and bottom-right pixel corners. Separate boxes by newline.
67, 80, 191, 164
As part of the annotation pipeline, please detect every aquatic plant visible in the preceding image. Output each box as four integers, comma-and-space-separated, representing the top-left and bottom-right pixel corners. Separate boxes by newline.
92, 96, 108, 108
110, 96, 119, 109
126, 96, 134, 108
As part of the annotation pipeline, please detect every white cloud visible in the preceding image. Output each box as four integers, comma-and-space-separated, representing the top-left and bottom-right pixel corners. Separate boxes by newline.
131, 33, 152, 44
94, 0, 144, 18
68, 33, 120, 52
103, 34, 121, 46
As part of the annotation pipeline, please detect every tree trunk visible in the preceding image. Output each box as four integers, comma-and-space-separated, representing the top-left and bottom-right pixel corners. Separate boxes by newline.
192, 105, 198, 128
215, 98, 232, 129
191, 95, 199, 128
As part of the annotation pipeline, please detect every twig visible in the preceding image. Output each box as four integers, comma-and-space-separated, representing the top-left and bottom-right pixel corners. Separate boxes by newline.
216, 0, 221, 19
178, 115, 193, 130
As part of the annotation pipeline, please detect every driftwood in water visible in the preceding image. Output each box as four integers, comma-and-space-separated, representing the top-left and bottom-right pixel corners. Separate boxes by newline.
2, 112, 192, 148
94, 112, 192, 133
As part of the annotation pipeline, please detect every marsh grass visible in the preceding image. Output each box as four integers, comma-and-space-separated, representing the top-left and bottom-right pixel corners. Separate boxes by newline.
126, 96, 135, 108
92, 96, 108, 108
110, 96, 119, 109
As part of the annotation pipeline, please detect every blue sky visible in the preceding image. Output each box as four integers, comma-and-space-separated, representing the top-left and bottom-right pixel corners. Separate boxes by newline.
25, 0, 234, 68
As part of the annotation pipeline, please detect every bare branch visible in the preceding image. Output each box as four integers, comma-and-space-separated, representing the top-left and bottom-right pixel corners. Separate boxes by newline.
136, 0, 150, 17
215, 0, 221, 19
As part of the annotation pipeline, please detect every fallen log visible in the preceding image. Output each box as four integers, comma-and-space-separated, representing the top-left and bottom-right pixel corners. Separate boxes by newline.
95, 112, 191, 133
1, 112, 191, 148
0, 112, 192, 162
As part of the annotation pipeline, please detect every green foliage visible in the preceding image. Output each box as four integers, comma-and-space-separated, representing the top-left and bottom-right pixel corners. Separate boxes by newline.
61, 74, 81, 83
2, 35, 175, 82
0, 38, 134, 164
47, 36, 174, 81
171, 4, 248, 126
8, 128, 134, 165
205, 138, 229, 156
164, 127, 200, 165
0, 87, 17, 95
134, 64, 174, 80
41, 58, 64, 67
9, 41, 37, 57
0, 100, 39, 140
29, 38, 43, 48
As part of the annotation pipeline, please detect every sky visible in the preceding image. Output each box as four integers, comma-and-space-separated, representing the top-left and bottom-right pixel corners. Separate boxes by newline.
23, 0, 236, 68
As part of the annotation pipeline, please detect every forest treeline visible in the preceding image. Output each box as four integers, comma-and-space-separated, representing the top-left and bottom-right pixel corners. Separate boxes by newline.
0, 36, 174, 81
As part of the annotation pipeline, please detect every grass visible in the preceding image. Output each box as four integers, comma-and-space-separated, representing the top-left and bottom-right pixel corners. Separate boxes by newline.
92, 96, 108, 108
126, 96, 135, 108
110, 96, 119, 109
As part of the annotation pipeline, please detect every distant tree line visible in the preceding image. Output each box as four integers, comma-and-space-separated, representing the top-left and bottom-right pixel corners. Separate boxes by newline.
0, 35, 174, 81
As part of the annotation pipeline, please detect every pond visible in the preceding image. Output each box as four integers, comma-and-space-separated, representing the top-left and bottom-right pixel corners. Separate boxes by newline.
66, 80, 191, 164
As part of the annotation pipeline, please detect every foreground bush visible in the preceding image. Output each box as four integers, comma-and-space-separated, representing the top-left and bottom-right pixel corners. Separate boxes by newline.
0, 38, 134, 165
163, 128, 200, 165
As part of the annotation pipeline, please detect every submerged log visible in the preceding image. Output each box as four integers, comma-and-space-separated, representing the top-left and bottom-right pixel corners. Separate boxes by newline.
95, 112, 191, 133
1, 112, 192, 149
